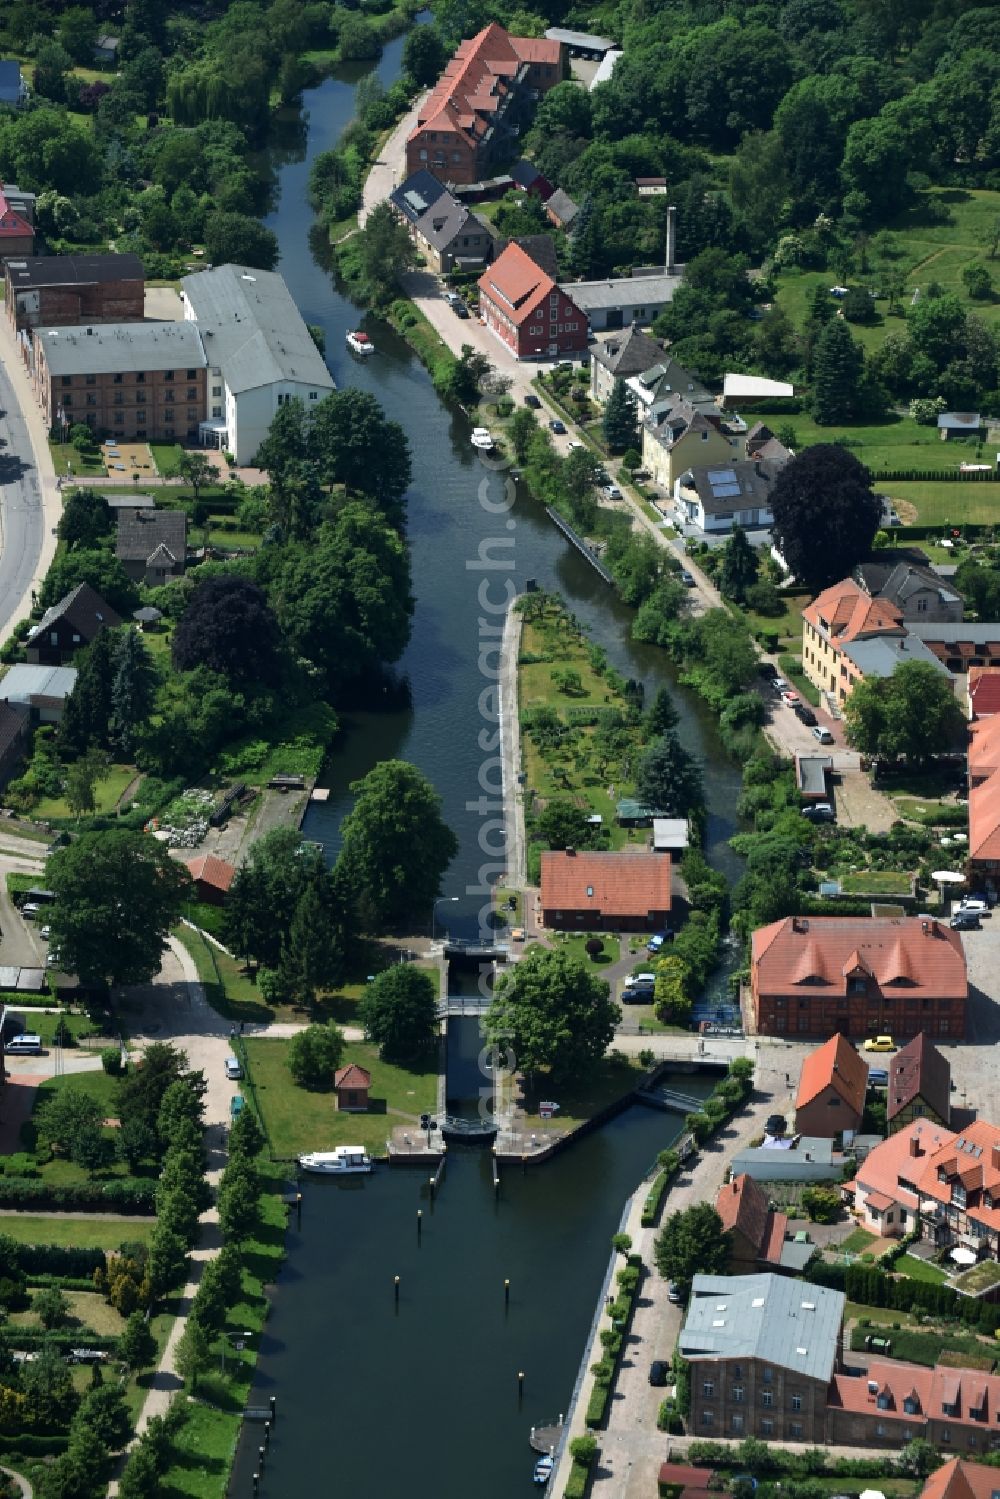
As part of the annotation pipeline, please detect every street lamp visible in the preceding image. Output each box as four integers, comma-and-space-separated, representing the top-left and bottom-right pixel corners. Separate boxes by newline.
431, 896, 459, 941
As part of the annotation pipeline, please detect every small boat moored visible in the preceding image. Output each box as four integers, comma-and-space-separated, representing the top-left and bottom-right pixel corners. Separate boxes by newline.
298, 1145, 373, 1174
471, 426, 495, 451
533, 1455, 554, 1486
346, 330, 375, 355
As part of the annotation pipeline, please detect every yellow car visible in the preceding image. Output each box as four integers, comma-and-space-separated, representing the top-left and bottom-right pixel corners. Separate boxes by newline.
863, 1035, 895, 1052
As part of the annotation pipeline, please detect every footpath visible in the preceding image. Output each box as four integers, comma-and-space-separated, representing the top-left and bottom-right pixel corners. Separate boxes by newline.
549, 1038, 802, 1497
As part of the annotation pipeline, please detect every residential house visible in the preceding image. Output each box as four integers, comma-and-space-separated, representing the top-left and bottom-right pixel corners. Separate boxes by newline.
0, 665, 77, 725
181, 263, 334, 465
183, 854, 236, 906
539, 849, 671, 931
6, 253, 145, 335
389, 169, 450, 227
562, 270, 683, 332
629, 357, 715, 423
938, 412, 982, 440
918, 1459, 1000, 1499
93, 34, 120, 63
589, 325, 667, 405
715, 1175, 813, 1274
115, 507, 187, 586
510, 159, 553, 200
829, 1357, 1000, 1451
658, 1466, 730, 1499
749, 914, 967, 1041
504, 234, 559, 279
30, 320, 208, 442
477, 242, 587, 360
970, 717, 1000, 787
0, 702, 29, 785
854, 558, 964, 624
412, 194, 494, 273
672, 457, 784, 535
636, 177, 668, 197
642, 395, 743, 492
25, 583, 121, 666
852, 1118, 953, 1237
968, 667, 1000, 719
969, 772, 1000, 885
887, 1032, 951, 1132
0, 188, 33, 258
800, 577, 951, 705
795, 1034, 868, 1138
545, 188, 578, 230
334, 1064, 371, 1112
728, 1134, 845, 1184
0, 63, 28, 109
679, 1272, 845, 1444
405, 24, 563, 185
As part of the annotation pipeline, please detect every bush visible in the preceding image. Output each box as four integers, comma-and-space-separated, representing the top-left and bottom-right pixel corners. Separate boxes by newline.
0, 1179, 155, 1213
101, 1047, 123, 1076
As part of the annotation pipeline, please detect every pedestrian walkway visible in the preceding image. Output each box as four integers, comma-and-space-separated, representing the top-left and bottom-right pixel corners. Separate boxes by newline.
500, 604, 526, 888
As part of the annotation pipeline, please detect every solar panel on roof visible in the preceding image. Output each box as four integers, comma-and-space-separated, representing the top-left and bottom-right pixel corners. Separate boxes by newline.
706, 468, 737, 483
711, 483, 742, 498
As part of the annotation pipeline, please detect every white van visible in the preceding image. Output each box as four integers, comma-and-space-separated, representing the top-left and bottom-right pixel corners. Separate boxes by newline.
225, 1056, 242, 1081
5, 1034, 42, 1055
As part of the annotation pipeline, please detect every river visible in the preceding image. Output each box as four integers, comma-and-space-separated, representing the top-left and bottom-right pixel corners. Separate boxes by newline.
231, 37, 746, 1496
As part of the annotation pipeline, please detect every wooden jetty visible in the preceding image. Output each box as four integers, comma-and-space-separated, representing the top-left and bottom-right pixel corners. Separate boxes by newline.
529, 1416, 564, 1454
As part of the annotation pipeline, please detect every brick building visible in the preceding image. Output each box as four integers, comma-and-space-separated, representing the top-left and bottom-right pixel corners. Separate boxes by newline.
6, 253, 144, 334
794, 1033, 868, 1138
24, 582, 121, 666
680, 1273, 845, 1444
31, 321, 207, 442
715, 1175, 813, 1275
887, 1031, 951, 1132
0, 187, 33, 258
406, 23, 562, 185
829, 1359, 1000, 1453
478, 243, 587, 361
539, 849, 671, 931
749, 914, 967, 1041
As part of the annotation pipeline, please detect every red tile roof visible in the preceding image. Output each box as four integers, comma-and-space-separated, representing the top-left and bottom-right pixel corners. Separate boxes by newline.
479, 241, 555, 326
184, 853, 236, 893
715, 1174, 788, 1267
888, 1031, 951, 1123
752, 915, 967, 1002
411, 23, 559, 152
540, 850, 671, 917
969, 667, 1000, 719
921, 1458, 1000, 1499
831, 1358, 1000, 1435
969, 714, 1000, 778
796, 1033, 868, 1115
854, 1118, 955, 1215
0, 190, 31, 240
969, 771, 1000, 860
803, 579, 904, 645
658, 1467, 717, 1491
334, 1064, 371, 1090
918, 1118, 1000, 1235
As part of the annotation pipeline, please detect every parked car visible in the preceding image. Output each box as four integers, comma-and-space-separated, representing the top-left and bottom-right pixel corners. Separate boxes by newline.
602, 482, 623, 499
649, 1359, 670, 1385
765, 1114, 787, 1136
868, 1068, 889, 1087
21, 903, 41, 919
780, 689, 800, 705
39, 925, 51, 940
951, 911, 982, 930
812, 725, 834, 744
680, 570, 696, 587
960, 897, 990, 915
802, 802, 835, 821
622, 983, 654, 1003
771, 676, 789, 693
567, 439, 585, 451
443, 291, 461, 304
647, 931, 673, 952
225, 1056, 243, 1080
864, 1035, 895, 1052
794, 704, 818, 727
758, 662, 778, 680
666, 1282, 683, 1305
524, 394, 541, 409
452, 301, 470, 319
549, 418, 566, 434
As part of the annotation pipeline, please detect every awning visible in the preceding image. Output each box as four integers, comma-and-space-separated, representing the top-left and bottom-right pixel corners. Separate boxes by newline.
952, 1245, 978, 1265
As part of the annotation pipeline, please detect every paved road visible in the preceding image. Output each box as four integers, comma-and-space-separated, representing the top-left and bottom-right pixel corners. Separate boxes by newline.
360, 91, 428, 226
0, 322, 60, 643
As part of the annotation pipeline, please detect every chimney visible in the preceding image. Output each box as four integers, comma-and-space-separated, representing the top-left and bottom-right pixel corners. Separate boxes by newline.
909, 1135, 921, 1159
992, 1144, 1000, 1173
565, 846, 575, 856
665, 204, 676, 275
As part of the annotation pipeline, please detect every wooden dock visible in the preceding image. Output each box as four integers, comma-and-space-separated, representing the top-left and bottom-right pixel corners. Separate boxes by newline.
529, 1417, 564, 1454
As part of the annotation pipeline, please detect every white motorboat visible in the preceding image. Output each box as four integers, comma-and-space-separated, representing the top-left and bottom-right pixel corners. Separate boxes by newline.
533, 1455, 554, 1485
471, 426, 494, 451
346, 330, 375, 355
298, 1146, 373, 1174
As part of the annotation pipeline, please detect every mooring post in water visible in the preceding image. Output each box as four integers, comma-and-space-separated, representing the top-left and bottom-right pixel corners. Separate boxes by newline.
417, 1209, 422, 1242
259, 1446, 266, 1473
252, 1476, 258, 1496
428, 1174, 435, 1204
518, 1370, 525, 1404
269, 1395, 276, 1424
504, 1278, 510, 1310
263, 1421, 271, 1448
394, 1275, 400, 1305
296, 1193, 302, 1230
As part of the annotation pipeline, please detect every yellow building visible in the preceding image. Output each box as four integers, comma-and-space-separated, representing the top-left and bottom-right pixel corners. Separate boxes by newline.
641, 396, 742, 491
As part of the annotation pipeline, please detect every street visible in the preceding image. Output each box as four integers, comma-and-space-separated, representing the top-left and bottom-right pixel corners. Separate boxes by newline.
0, 319, 61, 643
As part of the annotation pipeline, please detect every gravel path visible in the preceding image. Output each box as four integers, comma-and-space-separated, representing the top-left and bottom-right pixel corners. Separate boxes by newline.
500, 604, 525, 888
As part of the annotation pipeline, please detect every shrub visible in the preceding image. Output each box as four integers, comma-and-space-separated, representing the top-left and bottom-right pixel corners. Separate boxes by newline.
101, 1047, 124, 1076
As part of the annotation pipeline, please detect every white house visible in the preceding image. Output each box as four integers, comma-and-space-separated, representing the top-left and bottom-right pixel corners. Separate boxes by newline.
181, 264, 335, 466
673, 457, 785, 535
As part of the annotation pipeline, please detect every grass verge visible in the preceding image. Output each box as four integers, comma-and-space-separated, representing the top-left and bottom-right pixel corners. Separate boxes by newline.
0, 1215, 155, 1248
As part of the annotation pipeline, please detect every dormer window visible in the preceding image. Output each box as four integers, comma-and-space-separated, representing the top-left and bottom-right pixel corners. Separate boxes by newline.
904, 1397, 919, 1415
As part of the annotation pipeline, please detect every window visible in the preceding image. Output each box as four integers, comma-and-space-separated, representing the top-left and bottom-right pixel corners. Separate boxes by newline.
731, 1367, 742, 1380
114, 412, 124, 425
762, 1368, 773, 1384
760, 1419, 773, 1436
136, 372, 145, 384
86, 394, 96, 406
187, 387, 197, 400
732, 1387, 744, 1404
212, 385, 222, 397
791, 1394, 802, 1412
63, 394, 72, 406
114, 392, 123, 405
452, 151, 461, 163
700, 430, 708, 440
164, 370, 174, 381
309, 390, 318, 400
187, 370, 197, 380
875, 1423, 887, 1438
61, 376, 72, 387
942, 1428, 952, 1444
212, 406, 222, 418
877, 1394, 890, 1410
789, 1423, 802, 1439
731, 1415, 744, 1434
165, 391, 175, 403
420, 150, 428, 161
849, 978, 866, 995
85, 374, 96, 385
762, 1390, 773, 1408
113, 374, 123, 385
702, 1382, 714, 1399
136, 429, 146, 438
701, 1410, 713, 1427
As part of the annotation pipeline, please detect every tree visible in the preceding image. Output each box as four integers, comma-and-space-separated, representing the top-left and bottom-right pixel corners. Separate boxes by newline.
898, 1440, 940, 1480
359, 965, 438, 1061
801, 1185, 841, 1223
59, 628, 117, 756
229, 1104, 265, 1160
811, 318, 865, 424
118, 1310, 157, 1371
57, 489, 113, 550
653, 1204, 732, 1293
65, 746, 109, 820
403, 25, 447, 86
307, 389, 412, 528
108, 627, 157, 760
357, 201, 416, 305
47, 831, 192, 989
224, 830, 351, 970
171, 576, 282, 686
646, 686, 679, 738
844, 659, 965, 764
484, 946, 620, 1083
148, 1221, 189, 1298
718, 526, 759, 603
203, 211, 279, 270
634, 731, 704, 819
278, 880, 346, 1011
175, 1316, 211, 1390
34, 41, 73, 102
769, 446, 881, 592
653, 954, 691, 1025
338, 759, 458, 928
39, 549, 140, 618
217, 1157, 261, 1243
76, 1384, 131, 1451
34, 1286, 71, 1329
287, 1023, 345, 1089
156, 1079, 205, 1141
36, 1088, 107, 1171
177, 451, 215, 502
603, 378, 638, 453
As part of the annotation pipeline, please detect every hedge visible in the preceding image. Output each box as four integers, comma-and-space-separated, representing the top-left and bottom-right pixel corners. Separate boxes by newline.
23, 1273, 96, 1292
0, 1178, 155, 1213
2, 1241, 106, 1278
0, 1434, 69, 1458
585, 1272, 640, 1429
641, 1151, 681, 1227
805, 1257, 1000, 1332
565, 1459, 590, 1497
8, 1329, 120, 1351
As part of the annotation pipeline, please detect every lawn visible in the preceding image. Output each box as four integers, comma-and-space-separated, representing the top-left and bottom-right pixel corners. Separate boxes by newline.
779, 411, 982, 476
32, 764, 135, 821
551, 932, 621, 967
839, 871, 914, 895
883, 481, 1000, 528
49, 442, 105, 478
0, 1215, 155, 1248
149, 442, 183, 477
778, 652, 821, 706
894, 1253, 948, 1285
848, 1323, 994, 1368
9, 1289, 126, 1337
516, 1051, 647, 1131
28, 1011, 105, 1048
839, 1227, 876, 1254
953, 1259, 1000, 1295
242, 1037, 438, 1159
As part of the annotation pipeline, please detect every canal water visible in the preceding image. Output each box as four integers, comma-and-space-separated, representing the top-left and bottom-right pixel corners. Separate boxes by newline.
232, 39, 747, 1496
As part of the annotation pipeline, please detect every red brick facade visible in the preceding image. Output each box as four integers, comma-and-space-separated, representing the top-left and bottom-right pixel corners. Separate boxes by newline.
5, 254, 144, 334
478, 243, 587, 360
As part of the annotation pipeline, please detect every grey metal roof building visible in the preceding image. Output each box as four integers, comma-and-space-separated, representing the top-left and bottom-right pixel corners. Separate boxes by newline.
181, 265, 333, 397
1, 664, 77, 702
544, 26, 615, 53
390, 169, 450, 226
35, 320, 205, 377
7, 253, 143, 289
680, 1274, 845, 1384
841, 634, 950, 680
561, 271, 683, 330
